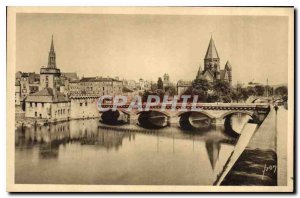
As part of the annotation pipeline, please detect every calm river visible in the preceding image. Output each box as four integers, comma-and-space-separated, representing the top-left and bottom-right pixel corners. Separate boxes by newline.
15, 116, 249, 185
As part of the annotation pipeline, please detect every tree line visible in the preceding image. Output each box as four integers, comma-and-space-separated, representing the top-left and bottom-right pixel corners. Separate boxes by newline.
142, 77, 288, 103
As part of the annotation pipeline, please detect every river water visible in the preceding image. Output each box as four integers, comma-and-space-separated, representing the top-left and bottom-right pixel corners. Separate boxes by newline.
15, 115, 249, 185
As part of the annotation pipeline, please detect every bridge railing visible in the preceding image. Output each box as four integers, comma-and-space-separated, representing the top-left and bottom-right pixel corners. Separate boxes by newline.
99, 102, 270, 112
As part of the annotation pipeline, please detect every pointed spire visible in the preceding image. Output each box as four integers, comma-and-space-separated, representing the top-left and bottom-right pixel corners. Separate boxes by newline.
196, 65, 203, 79
198, 65, 203, 73
50, 35, 54, 51
205, 36, 219, 59
225, 61, 232, 71
48, 35, 56, 68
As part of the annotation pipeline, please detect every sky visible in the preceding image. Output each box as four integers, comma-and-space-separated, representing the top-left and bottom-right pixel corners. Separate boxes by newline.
16, 13, 288, 85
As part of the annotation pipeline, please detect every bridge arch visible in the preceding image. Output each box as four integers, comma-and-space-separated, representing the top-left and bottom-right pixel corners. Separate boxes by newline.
137, 110, 170, 129
221, 110, 256, 138
118, 109, 131, 116
136, 110, 171, 118
220, 110, 254, 119
176, 110, 215, 119
177, 111, 214, 130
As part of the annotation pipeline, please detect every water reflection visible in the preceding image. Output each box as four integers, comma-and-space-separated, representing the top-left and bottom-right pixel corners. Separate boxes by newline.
15, 118, 239, 185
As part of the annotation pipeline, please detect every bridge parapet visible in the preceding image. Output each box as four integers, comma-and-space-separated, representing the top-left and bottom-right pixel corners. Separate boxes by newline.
100, 103, 270, 126
100, 103, 270, 112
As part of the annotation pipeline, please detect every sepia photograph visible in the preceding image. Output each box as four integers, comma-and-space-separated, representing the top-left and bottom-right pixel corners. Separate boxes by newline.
6, 6, 294, 192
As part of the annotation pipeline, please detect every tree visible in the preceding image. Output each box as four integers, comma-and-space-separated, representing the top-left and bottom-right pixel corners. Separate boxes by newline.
182, 87, 208, 102
213, 80, 231, 96
240, 88, 250, 102
274, 86, 288, 96
230, 89, 240, 102
191, 79, 211, 102
164, 85, 176, 96
157, 77, 164, 90
254, 85, 265, 96
247, 86, 256, 96
265, 85, 273, 96
142, 90, 154, 102
150, 83, 158, 92
207, 92, 219, 103
142, 89, 165, 102
210, 80, 232, 103
192, 78, 211, 92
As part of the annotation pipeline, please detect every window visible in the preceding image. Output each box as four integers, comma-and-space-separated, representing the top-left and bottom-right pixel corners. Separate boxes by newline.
30, 102, 32, 107
42, 103, 44, 107
80, 103, 82, 106
63, 109, 65, 114
85, 102, 88, 106
35, 102, 37, 107
35, 112, 37, 117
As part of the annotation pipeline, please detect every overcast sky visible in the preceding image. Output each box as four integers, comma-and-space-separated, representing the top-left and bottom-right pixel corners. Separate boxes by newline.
16, 13, 288, 85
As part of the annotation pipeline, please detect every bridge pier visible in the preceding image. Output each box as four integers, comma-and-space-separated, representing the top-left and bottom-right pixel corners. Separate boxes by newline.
168, 116, 180, 127
128, 114, 139, 125
211, 118, 224, 126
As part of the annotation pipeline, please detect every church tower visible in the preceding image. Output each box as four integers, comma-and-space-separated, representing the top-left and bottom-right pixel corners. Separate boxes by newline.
225, 61, 232, 85
40, 35, 61, 90
48, 35, 56, 68
204, 36, 220, 79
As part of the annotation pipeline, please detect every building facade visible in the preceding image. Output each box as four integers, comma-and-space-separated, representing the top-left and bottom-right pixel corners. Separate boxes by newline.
68, 77, 123, 119
19, 72, 40, 102
176, 80, 192, 96
25, 88, 70, 121
69, 77, 123, 96
163, 73, 173, 87
69, 95, 100, 119
15, 81, 21, 105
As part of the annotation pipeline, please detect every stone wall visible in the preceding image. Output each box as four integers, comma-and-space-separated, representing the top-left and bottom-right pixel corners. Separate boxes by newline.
70, 98, 100, 119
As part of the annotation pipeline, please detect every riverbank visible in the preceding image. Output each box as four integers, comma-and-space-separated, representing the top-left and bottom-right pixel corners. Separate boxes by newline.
220, 107, 286, 186
15, 114, 98, 130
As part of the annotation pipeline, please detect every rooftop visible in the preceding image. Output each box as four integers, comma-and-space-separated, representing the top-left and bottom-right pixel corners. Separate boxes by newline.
26, 88, 69, 103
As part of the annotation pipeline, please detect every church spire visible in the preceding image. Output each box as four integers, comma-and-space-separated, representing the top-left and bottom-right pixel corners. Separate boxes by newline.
205, 36, 219, 60
48, 35, 56, 68
196, 65, 203, 79
50, 35, 54, 52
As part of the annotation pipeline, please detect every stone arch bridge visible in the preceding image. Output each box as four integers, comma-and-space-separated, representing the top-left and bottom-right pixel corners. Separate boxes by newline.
100, 103, 270, 134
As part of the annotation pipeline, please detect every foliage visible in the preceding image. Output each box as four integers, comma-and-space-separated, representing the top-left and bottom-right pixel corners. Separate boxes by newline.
157, 77, 164, 90
239, 88, 250, 101
192, 78, 211, 92
207, 93, 219, 103
182, 87, 207, 102
265, 85, 273, 96
213, 80, 231, 96
254, 85, 265, 96
247, 86, 256, 96
142, 89, 165, 102
164, 85, 176, 96
150, 83, 158, 92
230, 89, 240, 102
274, 86, 288, 96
